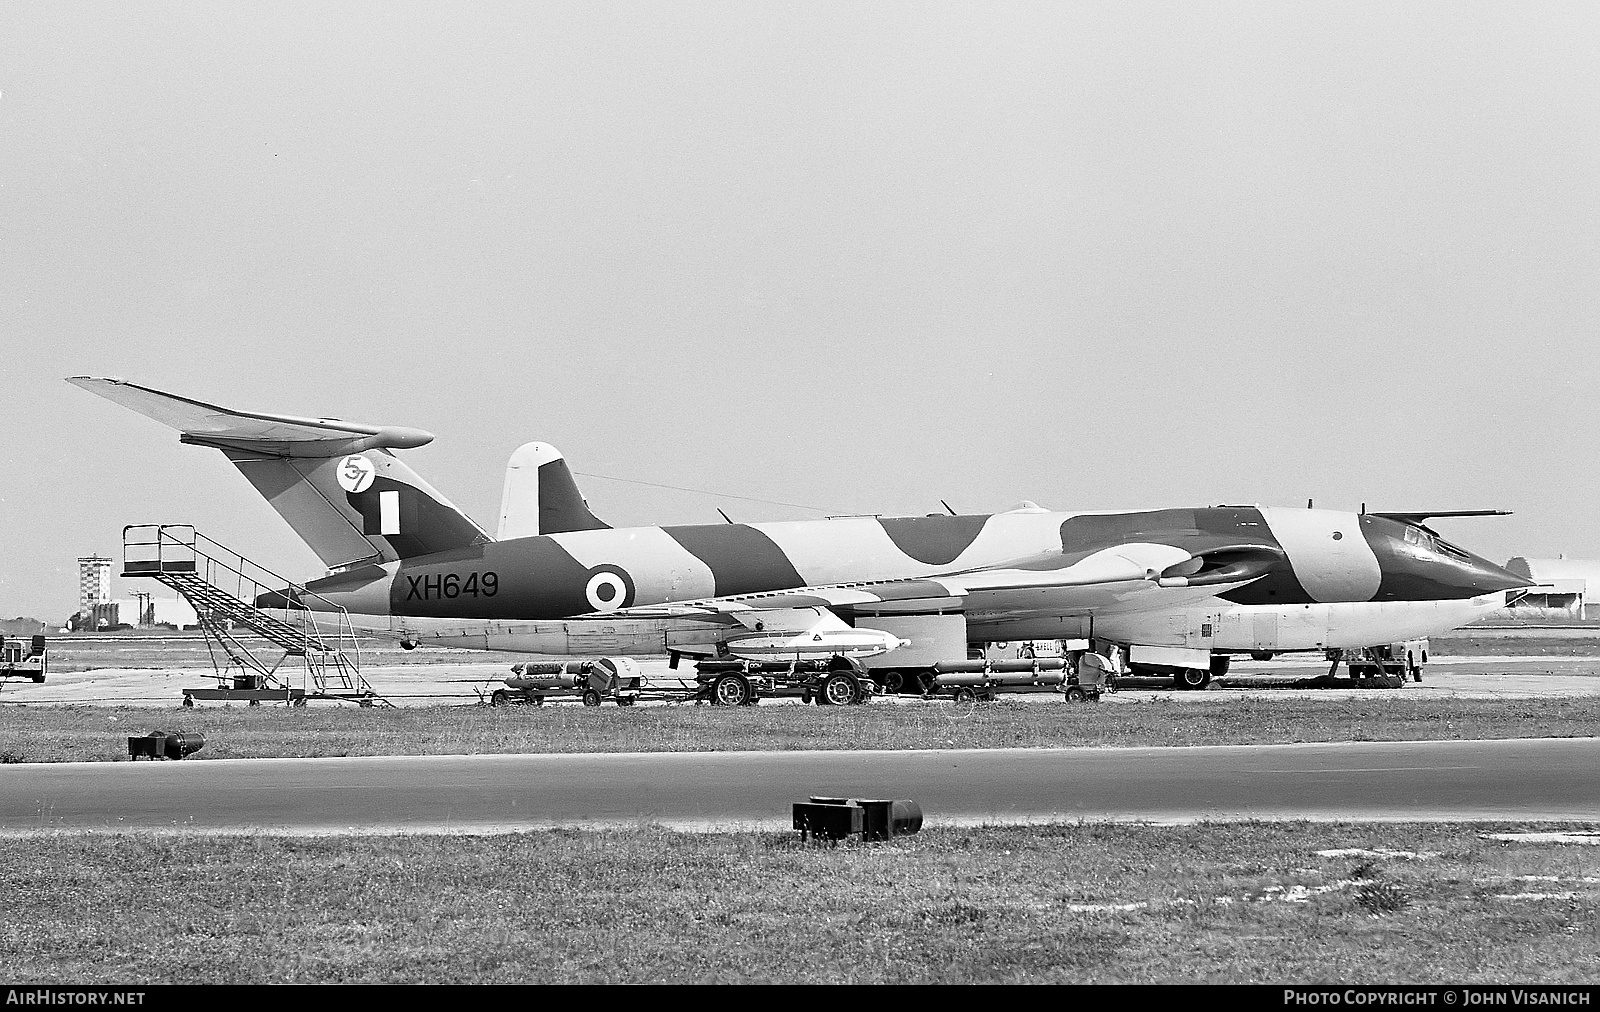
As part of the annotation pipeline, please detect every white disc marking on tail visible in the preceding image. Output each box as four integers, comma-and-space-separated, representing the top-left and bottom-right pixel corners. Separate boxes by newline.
337, 454, 376, 493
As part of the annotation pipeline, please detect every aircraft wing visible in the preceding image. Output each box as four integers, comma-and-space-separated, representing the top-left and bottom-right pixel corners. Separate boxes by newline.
608, 541, 1285, 624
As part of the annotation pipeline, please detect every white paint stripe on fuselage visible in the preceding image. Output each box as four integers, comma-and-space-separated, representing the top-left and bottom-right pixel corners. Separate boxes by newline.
1260, 507, 1381, 603
548, 526, 717, 604
749, 517, 941, 585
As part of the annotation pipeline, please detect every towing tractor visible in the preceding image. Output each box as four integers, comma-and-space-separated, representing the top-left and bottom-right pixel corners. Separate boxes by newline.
1325, 640, 1428, 686
0, 635, 47, 684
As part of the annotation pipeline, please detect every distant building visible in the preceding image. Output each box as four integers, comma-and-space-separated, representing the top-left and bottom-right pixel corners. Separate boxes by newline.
1503, 556, 1600, 619
115, 596, 198, 629
71, 556, 116, 630
77, 556, 112, 613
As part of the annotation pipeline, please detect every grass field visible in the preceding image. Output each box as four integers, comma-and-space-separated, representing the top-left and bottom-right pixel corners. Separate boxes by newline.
2, 821, 1595, 983
10, 635, 1599, 984
3, 696, 1599, 763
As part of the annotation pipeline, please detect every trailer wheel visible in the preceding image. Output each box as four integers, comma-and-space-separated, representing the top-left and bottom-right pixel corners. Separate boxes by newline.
1065, 686, 1087, 702
530, 694, 545, 706
951, 686, 977, 703
881, 670, 905, 693
617, 696, 636, 707
490, 689, 509, 707
1174, 668, 1211, 690
582, 689, 602, 707
711, 674, 751, 706
818, 671, 858, 706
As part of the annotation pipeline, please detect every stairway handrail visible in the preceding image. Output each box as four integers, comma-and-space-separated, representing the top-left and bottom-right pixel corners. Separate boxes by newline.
124, 524, 358, 632
120, 523, 381, 703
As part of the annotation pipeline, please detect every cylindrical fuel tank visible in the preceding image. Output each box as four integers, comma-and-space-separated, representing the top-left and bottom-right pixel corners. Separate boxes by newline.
510, 661, 585, 677
506, 659, 584, 689
931, 658, 1066, 675
932, 671, 1066, 687
504, 673, 582, 689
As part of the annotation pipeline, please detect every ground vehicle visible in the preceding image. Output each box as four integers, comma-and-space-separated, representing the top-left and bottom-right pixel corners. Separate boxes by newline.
489, 656, 875, 706
933, 640, 1092, 702
0, 635, 47, 683
1112, 637, 1427, 691
1326, 639, 1427, 685
491, 657, 648, 707
870, 639, 1104, 702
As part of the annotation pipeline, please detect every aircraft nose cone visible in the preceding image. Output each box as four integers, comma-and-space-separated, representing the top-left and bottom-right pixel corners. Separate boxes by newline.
1461, 555, 1534, 595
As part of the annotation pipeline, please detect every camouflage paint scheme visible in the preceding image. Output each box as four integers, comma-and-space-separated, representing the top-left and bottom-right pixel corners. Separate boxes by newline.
68, 377, 1529, 661
303, 504, 1517, 616
297, 500, 1526, 659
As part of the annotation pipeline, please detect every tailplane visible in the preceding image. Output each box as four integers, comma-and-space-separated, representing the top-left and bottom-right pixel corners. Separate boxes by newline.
67, 377, 491, 570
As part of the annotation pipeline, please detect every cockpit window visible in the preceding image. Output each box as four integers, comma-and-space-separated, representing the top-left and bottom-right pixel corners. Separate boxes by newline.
1402, 523, 1472, 559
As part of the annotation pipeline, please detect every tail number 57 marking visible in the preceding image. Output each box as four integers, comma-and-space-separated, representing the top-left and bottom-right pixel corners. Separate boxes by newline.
405, 572, 498, 600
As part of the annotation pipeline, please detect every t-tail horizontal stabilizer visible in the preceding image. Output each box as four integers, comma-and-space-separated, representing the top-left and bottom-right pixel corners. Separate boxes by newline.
66, 377, 491, 571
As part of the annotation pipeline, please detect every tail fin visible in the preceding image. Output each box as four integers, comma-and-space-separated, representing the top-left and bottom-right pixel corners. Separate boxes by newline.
67, 377, 491, 570
497, 442, 610, 540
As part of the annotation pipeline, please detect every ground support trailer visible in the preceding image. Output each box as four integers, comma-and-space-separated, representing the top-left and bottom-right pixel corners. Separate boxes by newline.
691, 658, 876, 706
867, 640, 1103, 702
490, 656, 878, 707
492, 657, 656, 707
925, 657, 1106, 702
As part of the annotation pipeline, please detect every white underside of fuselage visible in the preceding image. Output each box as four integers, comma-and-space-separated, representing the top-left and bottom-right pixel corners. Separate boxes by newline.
350, 586, 1510, 658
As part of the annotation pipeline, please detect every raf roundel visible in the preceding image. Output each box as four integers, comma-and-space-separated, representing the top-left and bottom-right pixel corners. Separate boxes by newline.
584, 567, 634, 612
336, 454, 376, 493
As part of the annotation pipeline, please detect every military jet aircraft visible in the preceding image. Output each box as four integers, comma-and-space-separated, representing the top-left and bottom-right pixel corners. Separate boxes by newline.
68, 377, 1528, 689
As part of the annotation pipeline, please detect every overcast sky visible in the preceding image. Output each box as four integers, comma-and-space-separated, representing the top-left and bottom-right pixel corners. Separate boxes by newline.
3, 2, 1597, 621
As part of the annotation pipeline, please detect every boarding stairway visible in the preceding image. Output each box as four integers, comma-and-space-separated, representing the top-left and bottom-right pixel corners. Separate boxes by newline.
122, 525, 386, 706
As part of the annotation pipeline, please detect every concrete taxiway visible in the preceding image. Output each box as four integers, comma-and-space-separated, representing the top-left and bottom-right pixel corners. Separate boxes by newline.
3, 737, 1596, 834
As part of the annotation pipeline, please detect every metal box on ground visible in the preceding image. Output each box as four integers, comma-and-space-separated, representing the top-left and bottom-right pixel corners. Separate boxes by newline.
128, 731, 206, 760
793, 796, 922, 842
